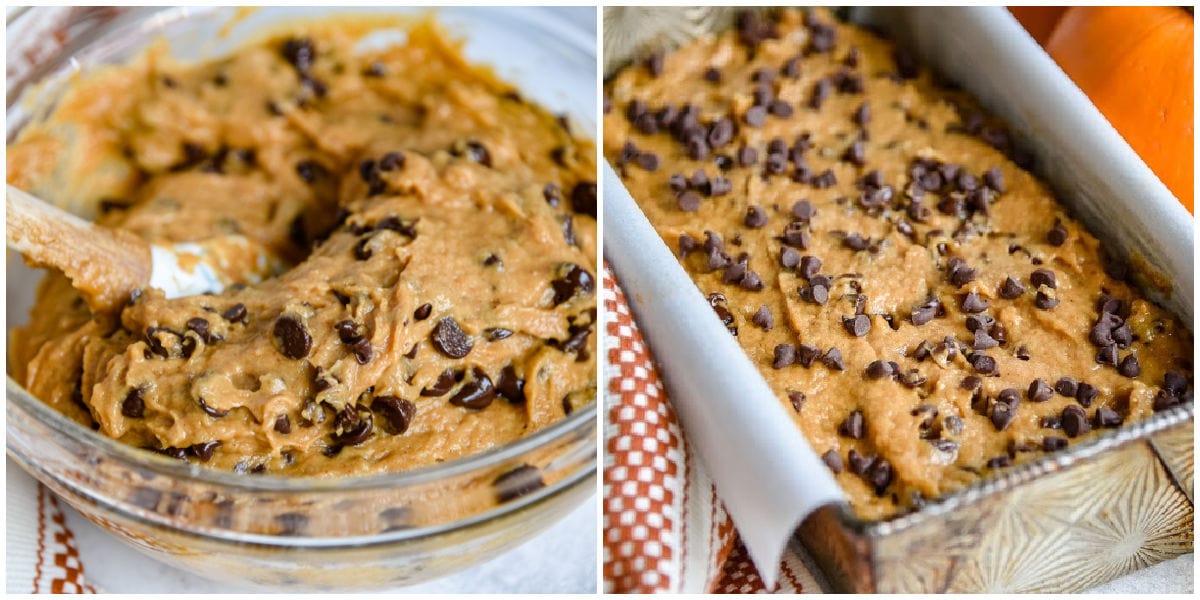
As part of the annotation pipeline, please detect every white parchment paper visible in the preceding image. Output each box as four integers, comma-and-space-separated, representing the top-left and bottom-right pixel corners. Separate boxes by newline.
603, 163, 847, 589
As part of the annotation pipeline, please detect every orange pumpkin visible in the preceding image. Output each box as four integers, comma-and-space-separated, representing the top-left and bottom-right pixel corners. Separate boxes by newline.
1008, 6, 1067, 45
1046, 7, 1194, 213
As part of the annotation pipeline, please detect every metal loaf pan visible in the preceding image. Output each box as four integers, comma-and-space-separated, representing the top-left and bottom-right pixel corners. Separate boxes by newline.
604, 6, 1194, 593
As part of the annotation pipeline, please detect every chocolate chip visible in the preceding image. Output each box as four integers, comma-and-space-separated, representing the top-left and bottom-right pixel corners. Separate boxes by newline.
744, 205, 768, 228
852, 101, 870, 126
865, 360, 893, 379
645, 52, 664, 77
986, 456, 1011, 469
281, 37, 316, 71
1163, 371, 1189, 396
799, 255, 822, 279
677, 191, 702, 212
1043, 436, 1068, 451
752, 305, 774, 331
948, 262, 977, 287
495, 464, 545, 502
822, 347, 845, 371
122, 388, 145, 418
821, 450, 843, 474
198, 397, 228, 418
744, 105, 767, 128
704, 66, 722, 82
989, 402, 1015, 431
1117, 353, 1141, 378
421, 369, 458, 397
1028, 379, 1053, 402
973, 328, 999, 350
1015, 345, 1031, 360
839, 410, 865, 439
371, 395, 416, 435
274, 414, 291, 434
430, 317, 473, 359
843, 233, 869, 251
911, 300, 938, 326
571, 181, 597, 218
843, 314, 871, 337
842, 141, 865, 166
1030, 269, 1056, 290
449, 367, 496, 410
1075, 382, 1099, 407
736, 146, 759, 167
996, 276, 1025, 300
273, 314, 312, 359
960, 293, 989, 313
800, 284, 829, 305
1096, 344, 1119, 366
350, 339, 373, 364
1055, 377, 1078, 397
1095, 407, 1122, 428
867, 458, 893, 494
1061, 405, 1090, 438
796, 345, 825, 367
331, 405, 373, 446
497, 365, 526, 403
1035, 291, 1059, 310
808, 78, 831, 109
847, 449, 869, 475
777, 247, 801, 270
997, 387, 1021, 407
223, 303, 248, 323
773, 344, 795, 369
788, 391, 806, 413
189, 441, 221, 462
969, 353, 997, 375
551, 264, 595, 306
1048, 220, 1069, 246
414, 303, 433, 321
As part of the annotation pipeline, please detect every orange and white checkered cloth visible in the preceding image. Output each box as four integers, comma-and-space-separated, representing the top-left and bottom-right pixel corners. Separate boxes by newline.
6, 461, 96, 594
602, 263, 821, 593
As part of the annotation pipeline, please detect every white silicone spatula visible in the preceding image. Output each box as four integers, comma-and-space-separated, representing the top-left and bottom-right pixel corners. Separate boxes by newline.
6, 184, 280, 313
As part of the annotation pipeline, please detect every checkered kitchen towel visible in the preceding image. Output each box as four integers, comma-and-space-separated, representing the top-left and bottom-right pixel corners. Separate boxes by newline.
602, 263, 820, 593
6, 460, 97, 594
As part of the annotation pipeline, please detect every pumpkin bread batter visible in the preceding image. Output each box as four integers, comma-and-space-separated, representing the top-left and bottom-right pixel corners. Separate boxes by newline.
8, 18, 597, 478
604, 8, 1192, 519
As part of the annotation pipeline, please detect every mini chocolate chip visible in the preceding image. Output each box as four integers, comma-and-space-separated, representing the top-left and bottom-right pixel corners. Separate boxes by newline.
911, 301, 938, 326
986, 456, 1012, 468
1096, 344, 1119, 365
997, 388, 1021, 407
637, 152, 659, 171
1055, 377, 1078, 397
122, 388, 145, 418
1095, 407, 1122, 428
852, 101, 870, 126
1118, 354, 1141, 378
744, 205, 769, 228
350, 339, 373, 364
973, 328, 999, 350
485, 327, 514, 341
430, 317, 473, 358
867, 458, 893, 494
969, 353, 997, 375
792, 200, 815, 221
1030, 269, 1057, 289
371, 395, 416, 434
274, 414, 292, 434
843, 233, 870, 251
799, 255, 822, 280
744, 105, 767, 127
1028, 379, 1053, 402
848, 449, 869, 475
788, 391, 806, 413
737, 146, 759, 167
960, 293, 989, 313
999, 277, 1026, 299
223, 303, 248, 323
822, 450, 843, 473
822, 347, 845, 371
960, 375, 982, 390
865, 360, 893, 379
948, 263, 977, 287
1015, 345, 1031, 360
497, 365, 526, 403
773, 344, 795, 369
186, 317, 220, 344
843, 314, 870, 337
1035, 291, 1059, 310
335, 319, 366, 344
413, 303, 433, 321
379, 151, 406, 171
1075, 382, 1099, 407
1061, 405, 1090, 437
450, 367, 496, 410
1043, 436, 1068, 451
704, 66, 722, 82
1047, 219, 1068, 246
780, 246, 801, 269
752, 305, 774, 330
645, 52, 664, 77
677, 191, 702, 212
989, 402, 1015, 431
839, 410, 865, 439
273, 315, 312, 359
1163, 371, 1189, 396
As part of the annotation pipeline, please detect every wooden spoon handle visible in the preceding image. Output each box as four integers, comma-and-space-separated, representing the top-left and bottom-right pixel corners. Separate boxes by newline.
6, 184, 151, 313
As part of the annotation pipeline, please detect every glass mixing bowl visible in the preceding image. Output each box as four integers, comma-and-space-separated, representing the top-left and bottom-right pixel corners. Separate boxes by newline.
6, 6, 597, 591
